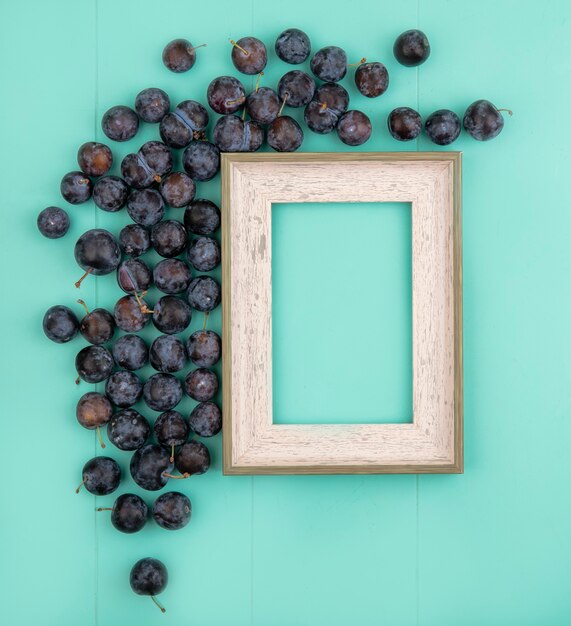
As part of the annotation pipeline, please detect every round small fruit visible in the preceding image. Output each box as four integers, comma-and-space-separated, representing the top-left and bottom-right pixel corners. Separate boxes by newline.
246, 87, 280, 125
130, 444, 173, 491
213, 115, 264, 152
76, 391, 112, 430
310, 46, 347, 82
163, 38, 202, 72
74, 229, 121, 276
153, 259, 192, 295
230, 36, 267, 74
394, 29, 430, 67
278, 70, 315, 107
61, 171, 92, 204
121, 141, 173, 188
189, 402, 222, 437
337, 110, 372, 146
143, 373, 183, 412
184, 199, 220, 235
159, 100, 209, 149
151, 220, 188, 258
186, 330, 221, 367
79, 306, 115, 345
101, 105, 139, 142
207, 76, 246, 115
149, 335, 187, 373
463, 100, 509, 141
127, 189, 165, 227
182, 141, 220, 182
112, 335, 148, 371
114, 295, 150, 333
267, 116, 303, 152
159, 172, 196, 207
75, 345, 114, 383
425, 109, 461, 145
355, 62, 389, 98
37, 206, 70, 239
187, 237, 221, 272
116, 259, 152, 294
152, 296, 192, 335
119, 224, 150, 258
154, 411, 190, 460
184, 368, 218, 402
275, 28, 311, 64
387, 107, 422, 141
93, 176, 129, 212
77, 456, 121, 496
107, 409, 150, 451
130, 558, 168, 613
186, 276, 221, 312
152, 492, 191, 530
105, 370, 143, 408
98, 493, 148, 533
135, 88, 170, 123
175, 440, 211, 476
42, 305, 79, 343
77, 142, 113, 177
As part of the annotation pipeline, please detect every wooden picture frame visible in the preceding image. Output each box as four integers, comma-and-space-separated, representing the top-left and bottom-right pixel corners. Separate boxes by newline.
221, 152, 463, 475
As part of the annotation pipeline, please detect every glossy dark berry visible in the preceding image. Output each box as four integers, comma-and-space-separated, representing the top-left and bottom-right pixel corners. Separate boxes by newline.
114, 295, 150, 333
153, 259, 192, 295
43, 305, 79, 343
355, 62, 389, 98
182, 141, 220, 182
77, 142, 113, 177
159, 172, 196, 207
213, 115, 263, 152
150, 335, 187, 373
314, 82, 349, 116
116, 258, 152, 294
152, 491, 191, 530
152, 296, 192, 335
425, 109, 461, 145
275, 28, 311, 64
186, 330, 221, 367
135, 88, 170, 123
76, 391, 112, 430
159, 100, 209, 149
184, 199, 220, 235
74, 229, 121, 275
393, 29, 430, 67
107, 409, 150, 451
304, 101, 340, 134
119, 224, 150, 257
231, 37, 267, 75
189, 401, 222, 437
267, 116, 303, 152
130, 444, 173, 491
37, 207, 70, 239
143, 373, 182, 412
246, 87, 280, 125
154, 411, 190, 456
61, 171, 92, 204
387, 107, 422, 141
151, 220, 188, 258
278, 70, 315, 107
127, 189, 165, 227
102, 493, 148, 533
163, 38, 198, 72
78, 457, 121, 496
101, 105, 139, 142
184, 368, 218, 402
337, 110, 372, 146
130, 558, 168, 611
463, 100, 507, 141
207, 76, 245, 115
122, 141, 173, 189
186, 276, 221, 312
310, 46, 347, 82
112, 335, 148, 371
75, 345, 114, 383
187, 237, 221, 272
105, 370, 143, 407
93, 176, 129, 212
175, 440, 210, 476
79, 307, 115, 345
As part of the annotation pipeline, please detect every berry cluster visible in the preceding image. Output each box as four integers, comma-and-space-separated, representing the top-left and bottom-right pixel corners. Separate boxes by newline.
38, 26, 510, 613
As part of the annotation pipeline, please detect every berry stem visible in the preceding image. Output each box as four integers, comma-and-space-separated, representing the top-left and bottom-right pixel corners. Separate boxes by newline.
96, 507, 112, 511
203, 312, 209, 330
187, 43, 206, 53
497, 108, 513, 116
79, 178, 90, 185
75, 376, 81, 385
75, 267, 93, 289
320, 102, 328, 111
226, 96, 245, 106
348, 57, 367, 67
254, 71, 264, 92
153, 174, 162, 183
96, 426, 106, 449
278, 93, 289, 117
241, 107, 246, 121
170, 444, 175, 463
150, 596, 166, 613
77, 299, 90, 315
229, 38, 249, 56
162, 472, 190, 480
75, 479, 86, 494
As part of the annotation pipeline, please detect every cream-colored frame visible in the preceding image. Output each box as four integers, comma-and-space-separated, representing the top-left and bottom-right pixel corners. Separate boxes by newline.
222, 152, 462, 475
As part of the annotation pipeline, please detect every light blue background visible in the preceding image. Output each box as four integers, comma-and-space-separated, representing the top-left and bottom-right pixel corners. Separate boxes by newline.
1, 0, 570, 624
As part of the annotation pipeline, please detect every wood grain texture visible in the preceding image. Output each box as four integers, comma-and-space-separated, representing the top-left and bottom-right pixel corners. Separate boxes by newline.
222, 152, 462, 474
